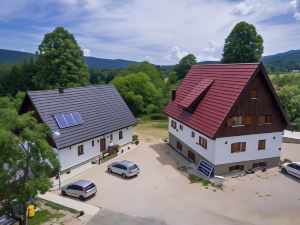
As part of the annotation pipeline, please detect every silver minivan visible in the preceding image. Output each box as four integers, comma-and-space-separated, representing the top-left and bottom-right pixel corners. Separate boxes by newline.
107, 160, 139, 178
61, 180, 97, 201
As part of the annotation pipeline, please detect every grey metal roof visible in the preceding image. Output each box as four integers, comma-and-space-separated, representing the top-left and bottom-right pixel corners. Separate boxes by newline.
27, 85, 137, 149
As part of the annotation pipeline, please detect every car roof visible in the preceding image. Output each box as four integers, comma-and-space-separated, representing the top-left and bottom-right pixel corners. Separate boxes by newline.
292, 162, 300, 165
72, 179, 93, 187
119, 160, 135, 167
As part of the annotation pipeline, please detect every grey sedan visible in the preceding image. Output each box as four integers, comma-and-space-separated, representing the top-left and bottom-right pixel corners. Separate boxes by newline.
107, 160, 139, 178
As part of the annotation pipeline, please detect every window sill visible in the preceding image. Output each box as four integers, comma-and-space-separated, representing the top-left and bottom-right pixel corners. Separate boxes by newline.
250, 97, 258, 100
232, 125, 245, 128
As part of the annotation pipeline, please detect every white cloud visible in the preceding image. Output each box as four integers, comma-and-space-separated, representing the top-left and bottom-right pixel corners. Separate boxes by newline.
165, 46, 188, 61
83, 48, 91, 56
290, 0, 300, 19
232, 0, 257, 16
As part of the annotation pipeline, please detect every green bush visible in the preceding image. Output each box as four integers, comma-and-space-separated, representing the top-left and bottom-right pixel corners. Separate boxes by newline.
133, 134, 139, 141
134, 140, 139, 145
150, 113, 167, 120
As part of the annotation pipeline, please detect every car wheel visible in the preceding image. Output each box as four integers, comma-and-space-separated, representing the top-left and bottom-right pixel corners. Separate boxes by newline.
282, 168, 287, 174
79, 195, 85, 201
122, 173, 127, 178
61, 191, 67, 196
108, 168, 112, 173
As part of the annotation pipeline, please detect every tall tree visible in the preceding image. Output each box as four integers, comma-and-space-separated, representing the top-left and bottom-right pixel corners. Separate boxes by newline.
174, 54, 197, 80
221, 21, 264, 63
33, 27, 89, 89
0, 97, 60, 224
111, 72, 162, 115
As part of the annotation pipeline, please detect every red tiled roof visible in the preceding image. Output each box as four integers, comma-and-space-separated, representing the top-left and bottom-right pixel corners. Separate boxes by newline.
164, 63, 261, 139
178, 78, 214, 110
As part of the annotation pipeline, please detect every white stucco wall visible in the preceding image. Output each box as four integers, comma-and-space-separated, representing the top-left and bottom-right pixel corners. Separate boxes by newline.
58, 126, 133, 171
215, 132, 282, 165
168, 117, 283, 165
168, 117, 216, 163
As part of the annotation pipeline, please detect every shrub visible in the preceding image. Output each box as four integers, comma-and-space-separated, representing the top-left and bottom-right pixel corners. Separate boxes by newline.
150, 113, 167, 120
134, 140, 139, 145
133, 134, 139, 141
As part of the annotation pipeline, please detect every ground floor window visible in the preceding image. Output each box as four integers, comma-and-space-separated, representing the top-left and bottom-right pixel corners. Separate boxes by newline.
119, 131, 123, 140
188, 150, 195, 162
229, 165, 244, 172
78, 145, 84, 156
253, 162, 267, 168
176, 141, 182, 151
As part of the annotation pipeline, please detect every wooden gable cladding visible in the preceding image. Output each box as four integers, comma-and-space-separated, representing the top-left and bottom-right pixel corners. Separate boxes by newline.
217, 70, 287, 138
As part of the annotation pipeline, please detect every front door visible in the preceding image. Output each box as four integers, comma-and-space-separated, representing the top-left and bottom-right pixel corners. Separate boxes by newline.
100, 138, 106, 152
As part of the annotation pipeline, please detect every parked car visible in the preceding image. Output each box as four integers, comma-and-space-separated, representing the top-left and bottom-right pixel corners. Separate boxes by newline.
107, 160, 139, 178
281, 162, 300, 179
61, 180, 97, 201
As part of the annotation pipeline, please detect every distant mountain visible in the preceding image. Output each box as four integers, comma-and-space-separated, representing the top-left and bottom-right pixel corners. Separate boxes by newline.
0, 49, 139, 69
261, 50, 300, 72
0, 49, 36, 63
83, 56, 139, 69
1, 48, 300, 72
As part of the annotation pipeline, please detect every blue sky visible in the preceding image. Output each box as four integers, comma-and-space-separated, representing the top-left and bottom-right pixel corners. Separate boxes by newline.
0, 0, 299, 65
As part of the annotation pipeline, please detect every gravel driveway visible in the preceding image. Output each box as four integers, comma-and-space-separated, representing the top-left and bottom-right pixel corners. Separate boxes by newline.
54, 124, 300, 225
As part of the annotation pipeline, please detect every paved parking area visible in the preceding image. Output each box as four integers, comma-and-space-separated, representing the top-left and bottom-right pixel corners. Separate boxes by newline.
53, 124, 300, 225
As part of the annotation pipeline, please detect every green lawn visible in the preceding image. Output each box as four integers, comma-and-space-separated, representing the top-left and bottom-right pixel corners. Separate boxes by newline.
28, 209, 63, 225
146, 123, 168, 130
44, 200, 79, 214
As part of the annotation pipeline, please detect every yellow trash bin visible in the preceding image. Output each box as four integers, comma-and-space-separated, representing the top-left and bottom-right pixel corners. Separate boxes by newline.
28, 204, 35, 218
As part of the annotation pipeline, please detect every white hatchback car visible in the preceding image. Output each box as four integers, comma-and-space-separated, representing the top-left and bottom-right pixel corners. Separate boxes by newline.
281, 162, 300, 179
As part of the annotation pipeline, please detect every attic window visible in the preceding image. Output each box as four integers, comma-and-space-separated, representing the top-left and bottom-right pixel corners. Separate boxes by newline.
250, 89, 258, 99
258, 115, 272, 125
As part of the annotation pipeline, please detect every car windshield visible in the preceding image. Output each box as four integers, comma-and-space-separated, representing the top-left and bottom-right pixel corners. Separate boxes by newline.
129, 164, 138, 170
85, 183, 95, 190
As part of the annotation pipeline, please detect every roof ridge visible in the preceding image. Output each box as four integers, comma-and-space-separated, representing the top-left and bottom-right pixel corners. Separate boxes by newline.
27, 84, 114, 94
194, 62, 260, 67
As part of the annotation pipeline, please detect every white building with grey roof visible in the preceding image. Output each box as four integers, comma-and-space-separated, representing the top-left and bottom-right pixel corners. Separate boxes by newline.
20, 85, 137, 172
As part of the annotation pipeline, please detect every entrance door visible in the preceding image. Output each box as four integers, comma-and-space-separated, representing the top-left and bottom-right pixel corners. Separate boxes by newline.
188, 150, 195, 163
100, 138, 106, 152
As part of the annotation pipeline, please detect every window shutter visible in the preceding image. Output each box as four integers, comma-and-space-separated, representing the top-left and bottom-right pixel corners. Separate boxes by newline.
241, 142, 246, 151
243, 116, 252, 126
227, 118, 233, 127
258, 116, 265, 124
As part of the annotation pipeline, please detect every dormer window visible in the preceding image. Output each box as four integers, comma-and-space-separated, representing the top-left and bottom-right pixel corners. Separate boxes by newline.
250, 89, 258, 99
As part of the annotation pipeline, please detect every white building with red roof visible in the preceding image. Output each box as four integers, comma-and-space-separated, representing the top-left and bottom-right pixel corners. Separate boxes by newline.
164, 63, 291, 175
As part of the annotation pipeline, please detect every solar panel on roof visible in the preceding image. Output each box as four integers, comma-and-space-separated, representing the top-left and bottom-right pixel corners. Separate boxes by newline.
197, 160, 214, 177
54, 112, 84, 128
72, 112, 84, 125
54, 114, 68, 128
64, 113, 76, 126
